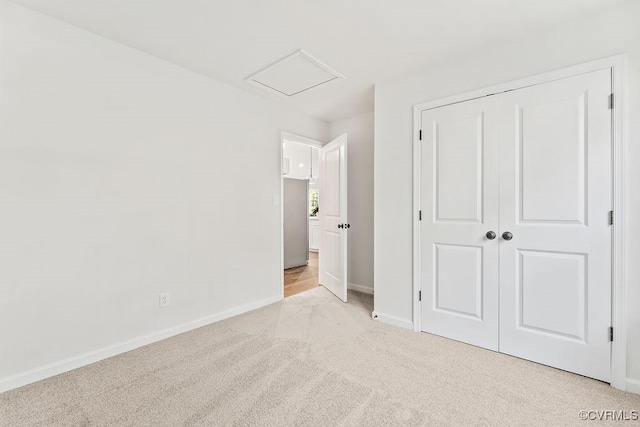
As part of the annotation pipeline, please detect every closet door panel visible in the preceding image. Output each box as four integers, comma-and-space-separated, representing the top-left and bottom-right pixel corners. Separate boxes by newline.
498, 69, 612, 382
419, 96, 500, 351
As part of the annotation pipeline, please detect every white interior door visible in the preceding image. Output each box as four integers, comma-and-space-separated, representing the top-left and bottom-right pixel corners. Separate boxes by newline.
420, 96, 500, 350
319, 134, 348, 302
498, 69, 612, 382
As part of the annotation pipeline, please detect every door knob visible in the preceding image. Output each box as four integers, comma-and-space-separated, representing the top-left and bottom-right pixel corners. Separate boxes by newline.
485, 231, 496, 240
338, 224, 344, 229
502, 231, 513, 241
345, 224, 351, 229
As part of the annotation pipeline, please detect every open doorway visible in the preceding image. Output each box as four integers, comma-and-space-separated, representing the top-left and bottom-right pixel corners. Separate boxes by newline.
281, 132, 322, 298
281, 131, 349, 301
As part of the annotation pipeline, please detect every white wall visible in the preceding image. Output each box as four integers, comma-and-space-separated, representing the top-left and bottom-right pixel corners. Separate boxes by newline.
0, 1, 328, 389
374, 1, 640, 387
330, 112, 374, 292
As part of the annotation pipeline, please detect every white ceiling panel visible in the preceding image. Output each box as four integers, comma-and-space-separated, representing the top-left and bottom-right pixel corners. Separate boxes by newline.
247, 50, 344, 97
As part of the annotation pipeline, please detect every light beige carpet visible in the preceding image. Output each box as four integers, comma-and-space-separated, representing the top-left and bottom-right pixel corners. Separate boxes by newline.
1, 288, 638, 426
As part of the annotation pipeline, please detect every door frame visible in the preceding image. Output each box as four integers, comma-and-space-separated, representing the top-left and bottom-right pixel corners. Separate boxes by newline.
280, 131, 324, 299
412, 54, 628, 390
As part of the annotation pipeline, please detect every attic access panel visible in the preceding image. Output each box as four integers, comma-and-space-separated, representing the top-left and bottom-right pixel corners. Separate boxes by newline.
245, 50, 345, 97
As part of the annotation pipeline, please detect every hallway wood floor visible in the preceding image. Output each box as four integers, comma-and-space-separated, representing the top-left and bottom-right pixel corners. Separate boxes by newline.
284, 251, 319, 298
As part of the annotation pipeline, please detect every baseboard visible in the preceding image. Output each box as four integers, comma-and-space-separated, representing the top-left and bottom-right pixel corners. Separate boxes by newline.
0, 294, 282, 394
348, 282, 374, 295
626, 378, 640, 395
371, 311, 413, 330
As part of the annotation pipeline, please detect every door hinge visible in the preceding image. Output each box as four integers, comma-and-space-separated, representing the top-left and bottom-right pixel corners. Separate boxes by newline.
609, 210, 614, 225
609, 93, 614, 109
419, 290, 422, 301
419, 129, 422, 140
609, 326, 614, 342
419, 210, 422, 221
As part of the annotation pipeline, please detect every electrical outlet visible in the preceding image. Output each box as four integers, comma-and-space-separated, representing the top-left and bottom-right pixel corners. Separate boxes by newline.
159, 293, 170, 308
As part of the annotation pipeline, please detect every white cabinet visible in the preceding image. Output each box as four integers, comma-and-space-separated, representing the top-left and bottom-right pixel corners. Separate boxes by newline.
311, 146, 319, 178
283, 141, 312, 179
309, 217, 319, 251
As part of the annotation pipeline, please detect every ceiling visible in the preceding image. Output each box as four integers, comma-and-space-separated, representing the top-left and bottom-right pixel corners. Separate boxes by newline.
10, 0, 627, 122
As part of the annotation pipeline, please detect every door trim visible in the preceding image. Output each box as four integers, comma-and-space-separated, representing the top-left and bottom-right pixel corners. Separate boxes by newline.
280, 131, 325, 300
412, 54, 627, 390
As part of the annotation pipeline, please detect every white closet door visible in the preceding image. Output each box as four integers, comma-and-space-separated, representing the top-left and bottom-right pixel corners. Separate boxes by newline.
498, 69, 612, 381
420, 96, 500, 351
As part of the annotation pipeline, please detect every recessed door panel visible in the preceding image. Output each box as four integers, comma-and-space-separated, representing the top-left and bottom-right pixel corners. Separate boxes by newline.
434, 244, 483, 319
518, 94, 587, 224
434, 114, 483, 223
518, 250, 586, 341
324, 232, 340, 281
324, 148, 340, 216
